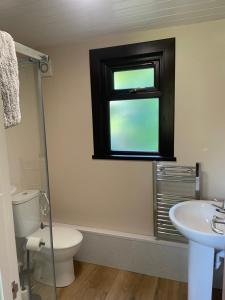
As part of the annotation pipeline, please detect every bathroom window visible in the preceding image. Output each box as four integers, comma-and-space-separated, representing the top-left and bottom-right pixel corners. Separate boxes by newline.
89, 38, 176, 161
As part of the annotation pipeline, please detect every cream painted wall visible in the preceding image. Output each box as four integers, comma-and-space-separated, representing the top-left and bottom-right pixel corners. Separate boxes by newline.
6, 64, 46, 193
42, 19, 225, 236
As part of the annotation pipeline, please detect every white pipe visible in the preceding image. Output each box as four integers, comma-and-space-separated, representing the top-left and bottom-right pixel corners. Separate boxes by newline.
15, 42, 48, 62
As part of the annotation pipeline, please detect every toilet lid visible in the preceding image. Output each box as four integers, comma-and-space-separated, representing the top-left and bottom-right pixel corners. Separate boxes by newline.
12, 190, 39, 205
29, 225, 83, 250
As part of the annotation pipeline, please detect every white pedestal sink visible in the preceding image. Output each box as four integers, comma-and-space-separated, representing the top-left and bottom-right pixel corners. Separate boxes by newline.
169, 200, 225, 300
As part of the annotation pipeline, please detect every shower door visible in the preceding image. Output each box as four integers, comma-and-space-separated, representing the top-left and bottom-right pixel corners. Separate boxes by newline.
5, 56, 56, 300
0, 98, 21, 300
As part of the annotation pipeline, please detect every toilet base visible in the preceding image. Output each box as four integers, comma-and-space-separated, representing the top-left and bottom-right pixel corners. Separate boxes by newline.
33, 255, 75, 287
55, 259, 75, 287
31, 226, 82, 288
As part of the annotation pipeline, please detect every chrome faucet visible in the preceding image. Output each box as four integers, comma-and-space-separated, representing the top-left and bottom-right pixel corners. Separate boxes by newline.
211, 216, 225, 235
211, 199, 225, 234
212, 198, 225, 213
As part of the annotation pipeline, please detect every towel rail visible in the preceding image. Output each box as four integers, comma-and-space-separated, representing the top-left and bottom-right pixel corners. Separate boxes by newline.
156, 178, 196, 183
157, 193, 195, 199
153, 162, 201, 242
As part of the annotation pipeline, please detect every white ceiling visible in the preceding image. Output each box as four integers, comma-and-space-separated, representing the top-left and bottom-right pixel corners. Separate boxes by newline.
0, 0, 225, 47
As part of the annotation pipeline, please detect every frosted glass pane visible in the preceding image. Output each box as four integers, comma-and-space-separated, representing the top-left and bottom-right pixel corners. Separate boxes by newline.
114, 68, 154, 90
110, 99, 159, 152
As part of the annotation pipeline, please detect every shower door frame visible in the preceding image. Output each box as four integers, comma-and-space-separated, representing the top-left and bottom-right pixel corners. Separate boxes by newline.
0, 42, 56, 300
17, 42, 57, 299
15, 42, 48, 62
0, 101, 21, 300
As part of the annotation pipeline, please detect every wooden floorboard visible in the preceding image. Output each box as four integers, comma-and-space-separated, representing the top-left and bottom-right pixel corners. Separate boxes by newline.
56, 261, 222, 300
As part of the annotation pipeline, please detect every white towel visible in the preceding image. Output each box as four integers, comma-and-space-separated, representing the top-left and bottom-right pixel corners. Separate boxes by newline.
0, 31, 21, 128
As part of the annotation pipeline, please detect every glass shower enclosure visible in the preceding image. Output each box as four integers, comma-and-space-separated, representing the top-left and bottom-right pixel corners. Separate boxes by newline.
5, 45, 56, 300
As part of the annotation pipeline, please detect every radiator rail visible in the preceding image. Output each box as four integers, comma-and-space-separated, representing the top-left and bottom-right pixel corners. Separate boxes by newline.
153, 162, 201, 242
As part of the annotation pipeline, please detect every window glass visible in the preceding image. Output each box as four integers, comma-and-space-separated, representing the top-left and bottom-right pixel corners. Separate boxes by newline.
110, 98, 159, 152
89, 38, 175, 160
114, 68, 154, 90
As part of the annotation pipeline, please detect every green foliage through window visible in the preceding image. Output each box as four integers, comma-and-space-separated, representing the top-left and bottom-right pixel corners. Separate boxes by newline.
114, 68, 154, 90
110, 99, 159, 152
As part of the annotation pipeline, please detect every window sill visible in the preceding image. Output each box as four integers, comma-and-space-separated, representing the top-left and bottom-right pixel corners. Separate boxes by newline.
92, 154, 176, 161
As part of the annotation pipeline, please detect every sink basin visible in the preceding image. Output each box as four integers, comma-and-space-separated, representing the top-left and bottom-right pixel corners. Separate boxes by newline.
169, 200, 225, 300
169, 200, 225, 250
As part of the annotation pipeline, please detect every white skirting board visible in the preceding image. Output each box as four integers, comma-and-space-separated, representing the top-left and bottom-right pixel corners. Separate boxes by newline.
53, 223, 223, 287
54, 223, 188, 282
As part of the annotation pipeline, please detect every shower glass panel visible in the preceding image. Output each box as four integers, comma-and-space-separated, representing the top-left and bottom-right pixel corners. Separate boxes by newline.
0, 272, 3, 300
5, 57, 56, 300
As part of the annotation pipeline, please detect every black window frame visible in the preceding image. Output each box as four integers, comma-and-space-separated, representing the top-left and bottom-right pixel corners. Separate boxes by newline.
89, 38, 176, 161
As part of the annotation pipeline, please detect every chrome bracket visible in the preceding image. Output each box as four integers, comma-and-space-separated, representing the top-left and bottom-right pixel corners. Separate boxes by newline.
40, 191, 50, 216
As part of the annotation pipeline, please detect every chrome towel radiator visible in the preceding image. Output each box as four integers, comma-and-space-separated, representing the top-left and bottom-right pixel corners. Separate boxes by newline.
153, 162, 201, 242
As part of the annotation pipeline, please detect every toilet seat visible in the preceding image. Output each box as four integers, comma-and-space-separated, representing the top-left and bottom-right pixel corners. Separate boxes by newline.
29, 225, 83, 249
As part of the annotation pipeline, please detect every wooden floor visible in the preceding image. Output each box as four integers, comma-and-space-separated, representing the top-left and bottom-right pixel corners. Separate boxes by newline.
56, 262, 222, 300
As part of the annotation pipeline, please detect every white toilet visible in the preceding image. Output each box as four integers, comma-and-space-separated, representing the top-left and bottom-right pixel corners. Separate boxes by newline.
12, 190, 83, 287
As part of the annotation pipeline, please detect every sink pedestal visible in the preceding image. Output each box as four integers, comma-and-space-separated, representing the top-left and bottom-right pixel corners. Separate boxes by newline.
188, 241, 215, 300
169, 201, 225, 300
